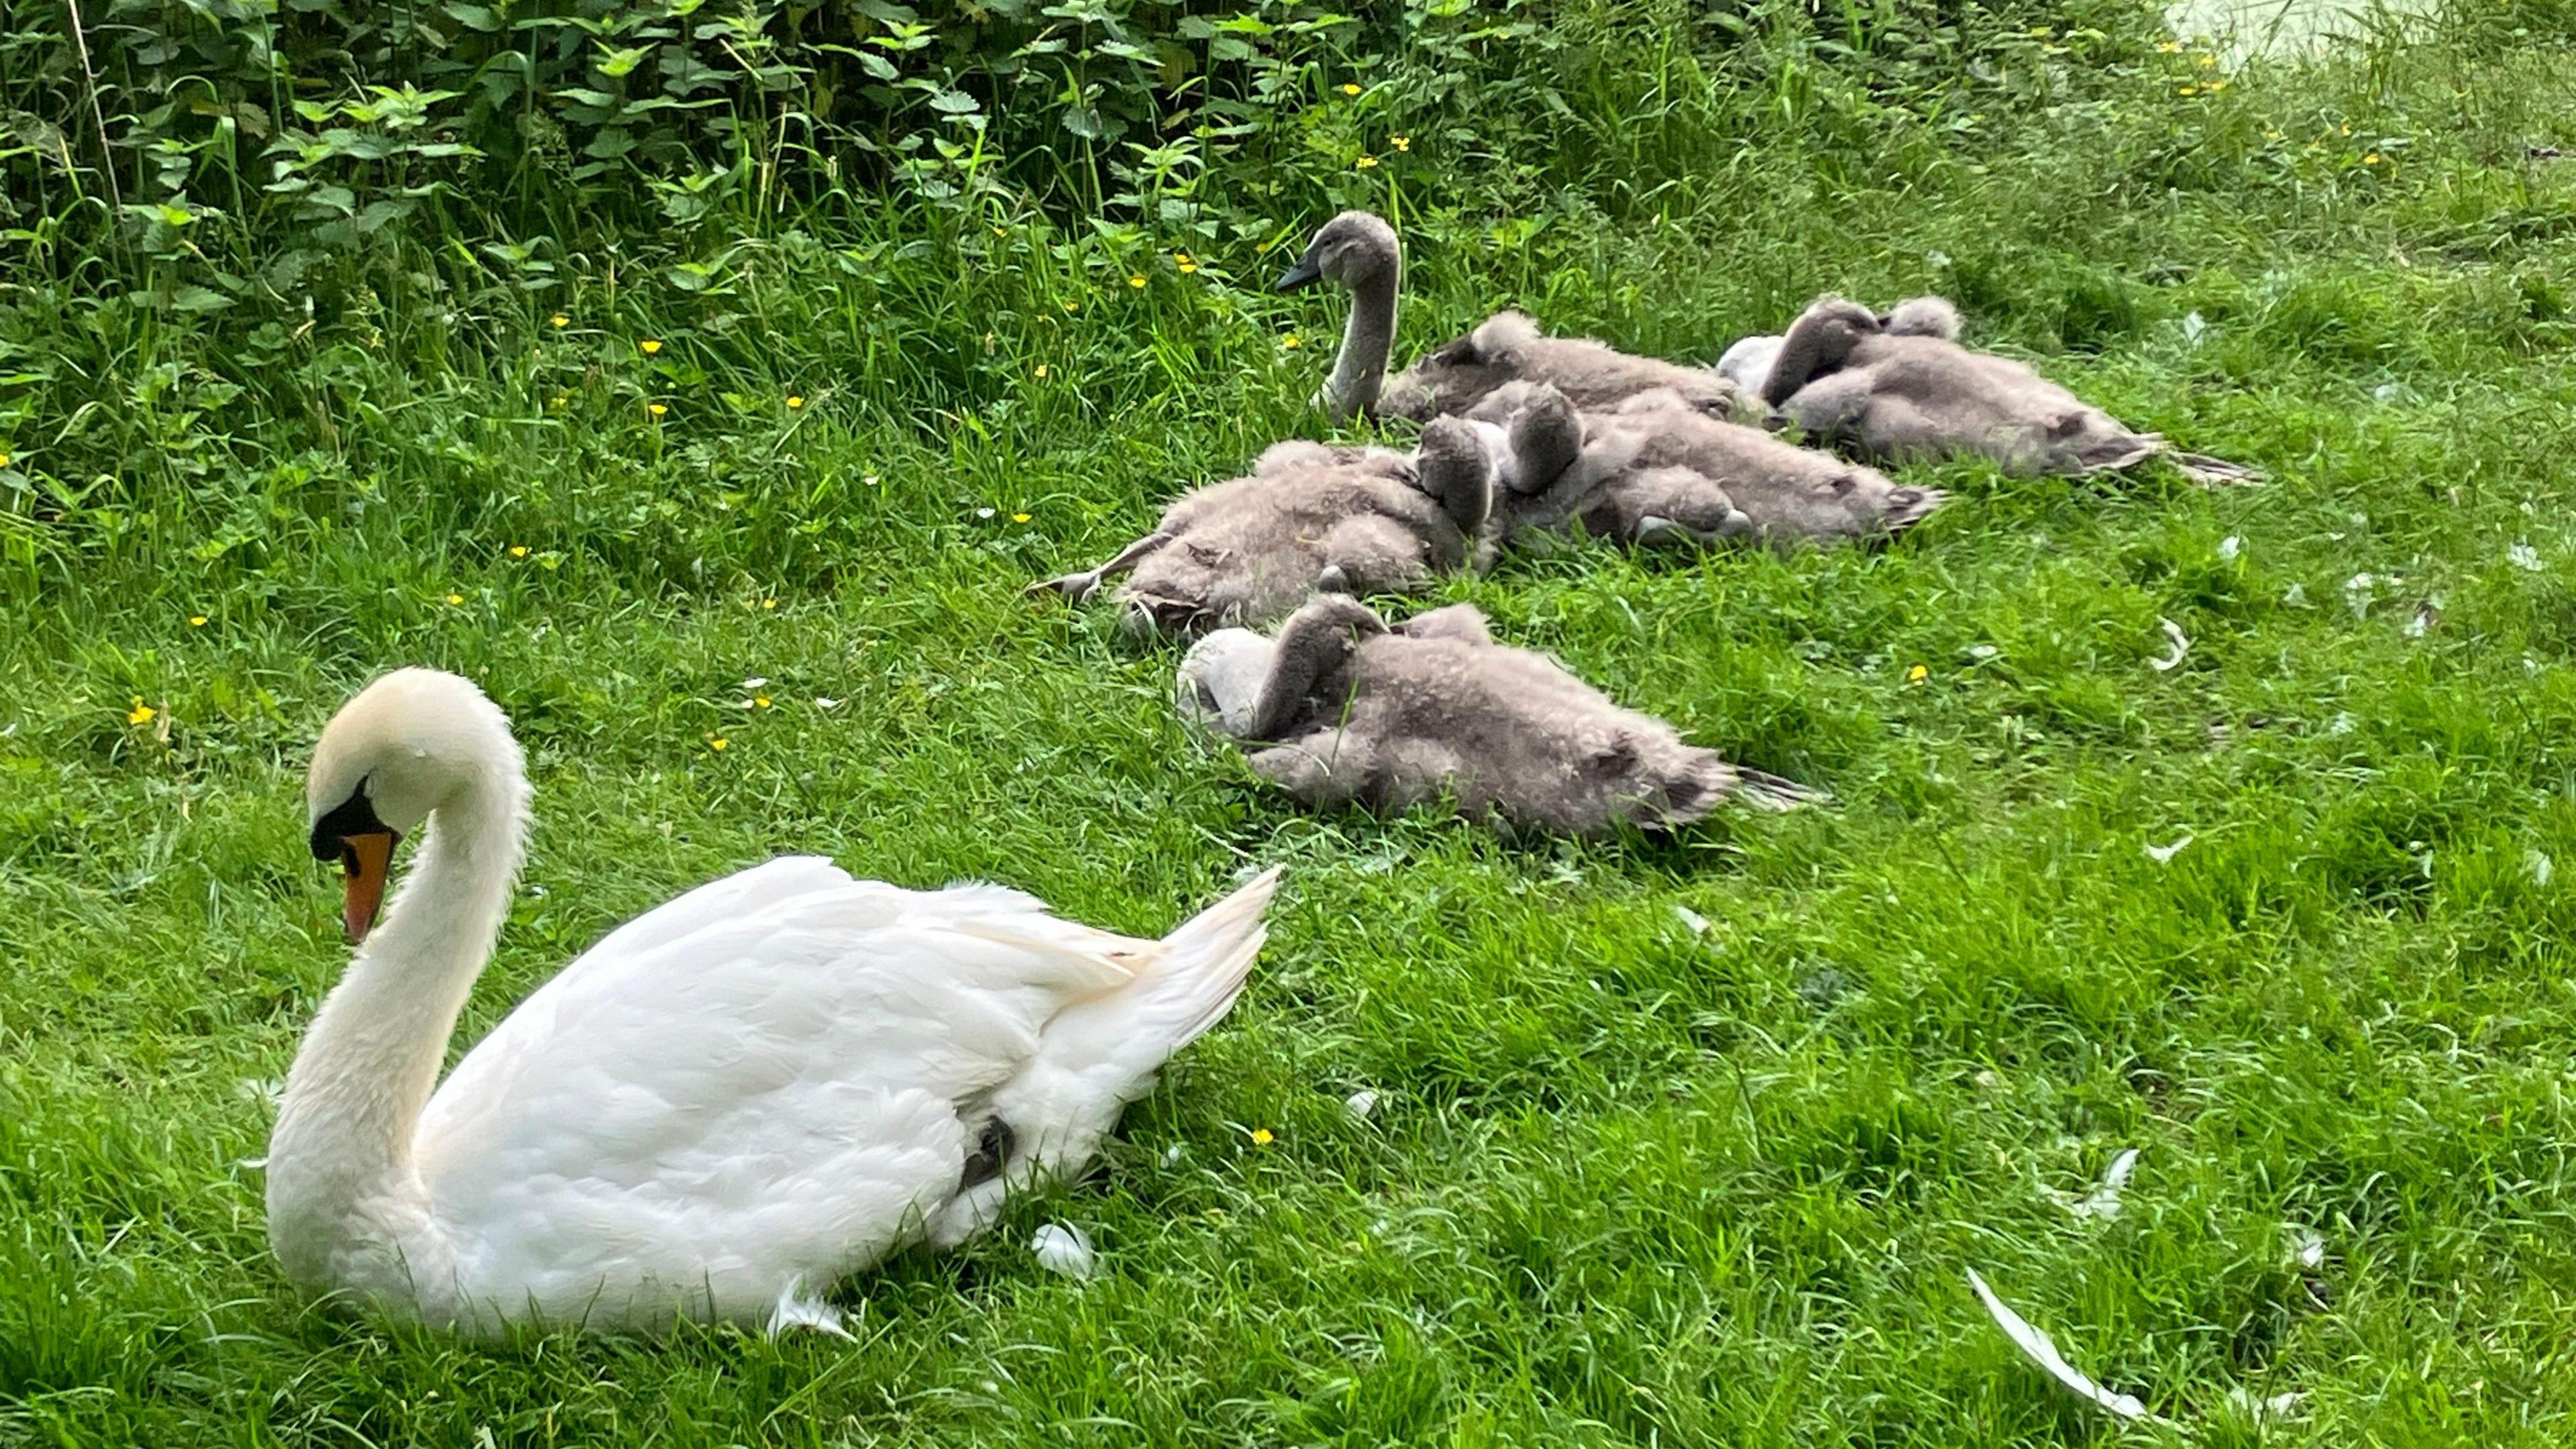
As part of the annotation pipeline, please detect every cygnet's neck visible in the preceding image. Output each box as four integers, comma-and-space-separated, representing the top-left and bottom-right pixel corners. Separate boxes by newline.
1324, 267, 1400, 423
266, 758, 527, 1282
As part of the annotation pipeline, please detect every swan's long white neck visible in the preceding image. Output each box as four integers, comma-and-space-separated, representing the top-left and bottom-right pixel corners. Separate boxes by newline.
266, 752, 527, 1287
1324, 266, 1399, 424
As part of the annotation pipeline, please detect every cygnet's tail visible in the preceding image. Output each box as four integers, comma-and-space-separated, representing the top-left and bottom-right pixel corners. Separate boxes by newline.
1732, 767, 1831, 812
1883, 485, 1949, 535
1657, 756, 1829, 826
2165, 449, 2265, 486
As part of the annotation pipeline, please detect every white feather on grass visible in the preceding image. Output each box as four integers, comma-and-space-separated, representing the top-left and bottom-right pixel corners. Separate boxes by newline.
2150, 618, 2191, 672
765, 1276, 853, 1340
2224, 1387, 2308, 1421
2069, 1148, 2141, 1222
1966, 1269, 2161, 1424
1031, 1222, 1099, 1280
2145, 835, 2193, 865
2284, 1226, 2326, 1270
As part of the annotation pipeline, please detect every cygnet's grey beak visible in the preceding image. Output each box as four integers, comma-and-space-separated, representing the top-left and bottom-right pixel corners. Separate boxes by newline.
1273, 252, 1323, 291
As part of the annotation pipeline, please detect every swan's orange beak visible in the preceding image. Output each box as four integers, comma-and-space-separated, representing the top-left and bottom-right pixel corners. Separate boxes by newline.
339, 830, 394, 945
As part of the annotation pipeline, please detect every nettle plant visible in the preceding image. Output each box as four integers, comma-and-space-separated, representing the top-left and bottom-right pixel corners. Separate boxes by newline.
0, 1, 1621, 276
0, 0, 2169, 401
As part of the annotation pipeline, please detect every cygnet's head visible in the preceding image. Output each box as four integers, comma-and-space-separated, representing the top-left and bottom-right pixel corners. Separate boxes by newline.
307, 667, 519, 944
1274, 211, 1400, 292
1716, 334, 1784, 394
1880, 294, 1962, 339
1411, 416, 1497, 531
1175, 629, 1275, 738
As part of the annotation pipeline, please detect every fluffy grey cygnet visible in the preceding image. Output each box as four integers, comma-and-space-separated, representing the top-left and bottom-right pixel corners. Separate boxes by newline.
1175, 596, 1825, 835
1273, 211, 1755, 425
1731, 294, 2263, 484
1026, 419, 1497, 639
1464, 380, 1946, 550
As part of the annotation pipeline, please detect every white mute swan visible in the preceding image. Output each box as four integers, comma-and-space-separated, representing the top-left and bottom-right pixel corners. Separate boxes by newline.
270, 667, 1281, 1336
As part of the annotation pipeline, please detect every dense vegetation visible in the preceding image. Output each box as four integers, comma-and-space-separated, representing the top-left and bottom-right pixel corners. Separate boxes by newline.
7, 0, 2576, 1443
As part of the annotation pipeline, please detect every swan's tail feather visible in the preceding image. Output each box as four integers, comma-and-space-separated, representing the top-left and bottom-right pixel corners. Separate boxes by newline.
977, 867, 1284, 1180
1132, 865, 1281, 1051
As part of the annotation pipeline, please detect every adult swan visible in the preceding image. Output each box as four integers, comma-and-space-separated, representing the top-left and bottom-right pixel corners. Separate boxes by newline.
270, 667, 1281, 1337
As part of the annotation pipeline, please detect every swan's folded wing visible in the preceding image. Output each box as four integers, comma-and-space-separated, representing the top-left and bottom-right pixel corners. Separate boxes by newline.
409, 861, 1132, 1313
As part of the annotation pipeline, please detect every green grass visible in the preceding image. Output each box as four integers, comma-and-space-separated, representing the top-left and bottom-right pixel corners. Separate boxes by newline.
8, 9, 2576, 1446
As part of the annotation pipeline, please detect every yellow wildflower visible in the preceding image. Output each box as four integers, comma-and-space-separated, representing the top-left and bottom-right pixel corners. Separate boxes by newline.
1340, 83, 1361, 96
1011, 512, 1031, 523
761, 598, 778, 610
706, 735, 729, 751
1282, 334, 1301, 349
2206, 80, 2226, 91
127, 699, 155, 725
508, 545, 528, 558
1356, 155, 1378, 169
1063, 300, 1080, 313
445, 593, 464, 606
550, 313, 569, 328
188, 615, 207, 627
648, 403, 668, 417
640, 339, 663, 356
549, 393, 568, 409
1250, 1128, 1275, 1146
2156, 40, 2181, 52
2197, 53, 2215, 66
787, 394, 805, 409
1905, 663, 1929, 683
2339, 123, 2351, 136
2365, 152, 2381, 164
753, 696, 771, 709
1178, 259, 1197, 274
1034, 364, 1050, 379
2178, 85, 2198, 96
1392, 135, 1411, 152
0, 451, 11, 468
1128, 274, 1147, 289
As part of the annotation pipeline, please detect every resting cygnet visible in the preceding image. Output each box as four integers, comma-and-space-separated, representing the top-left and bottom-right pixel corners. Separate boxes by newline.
1465, 380, 1947, 549
1028, 419, 1498, 639
1273, 210, 1756, 425
1725, 295, 2262, 484
1175, 596, 1824, 835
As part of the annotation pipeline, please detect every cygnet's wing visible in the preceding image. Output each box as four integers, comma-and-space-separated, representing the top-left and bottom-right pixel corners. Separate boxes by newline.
413, 856, 1143, 1324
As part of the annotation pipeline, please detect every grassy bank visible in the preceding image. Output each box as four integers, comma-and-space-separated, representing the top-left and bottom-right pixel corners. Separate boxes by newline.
6, 4, 2576, 1445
